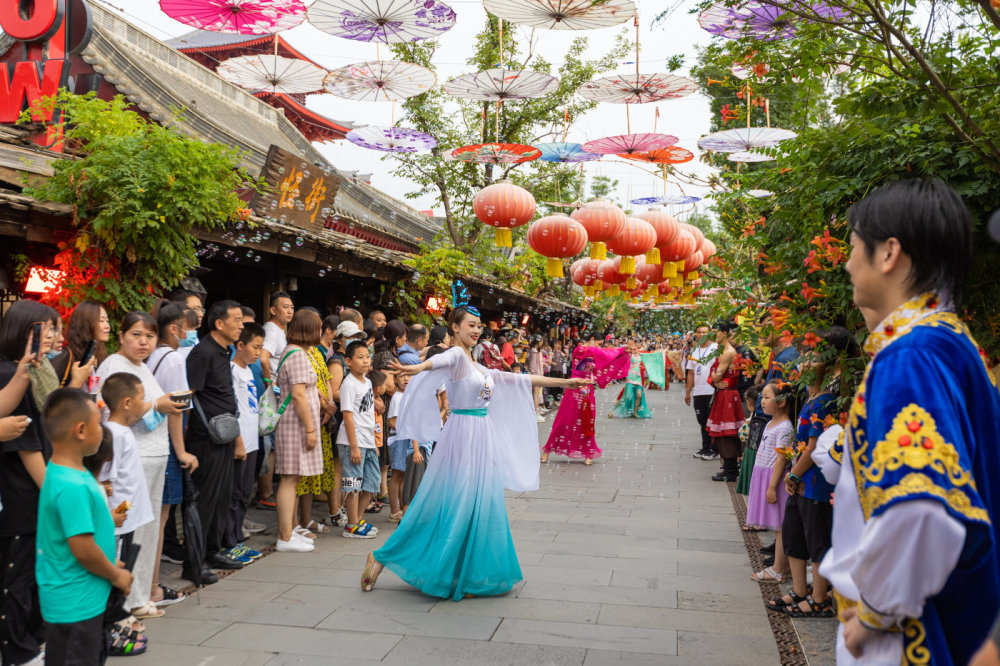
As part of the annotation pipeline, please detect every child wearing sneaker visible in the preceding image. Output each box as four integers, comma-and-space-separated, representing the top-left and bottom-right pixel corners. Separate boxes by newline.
336, 341, 379, 538
224, 324, 265, 564
38, 389, 135, 662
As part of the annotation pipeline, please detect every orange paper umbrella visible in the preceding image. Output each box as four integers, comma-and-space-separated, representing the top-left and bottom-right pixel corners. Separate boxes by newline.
526, 214, 589, 277
451, 143, 542, 165
571, 200, 626, 260
635, 208, 680, 264
472, 181, 536, 247
605, 216, 656, 274
617, 146, 694, 164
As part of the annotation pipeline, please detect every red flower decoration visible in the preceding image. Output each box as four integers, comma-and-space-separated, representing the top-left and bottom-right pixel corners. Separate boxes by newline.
802, 332, 821, 348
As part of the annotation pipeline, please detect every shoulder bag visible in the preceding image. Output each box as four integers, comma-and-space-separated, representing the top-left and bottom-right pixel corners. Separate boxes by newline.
258, 348, 301, 436
192, 393, 240, 446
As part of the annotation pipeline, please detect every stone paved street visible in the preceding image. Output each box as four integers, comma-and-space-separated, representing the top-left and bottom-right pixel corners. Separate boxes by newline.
146, 383, 799, 665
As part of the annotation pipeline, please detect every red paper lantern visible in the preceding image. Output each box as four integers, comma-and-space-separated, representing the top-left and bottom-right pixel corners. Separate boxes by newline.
683, 223, 705, 252
605, 216, 656, 275
659, 227, 698, 279
635, 209, 679, 265
570, 258, 601, 286
473, 181, 536, 247
526, 214, 589, 277
700, 238, 717, 261
571, 200, 626, 260
635, 255, 662, 285
683, 250, 704, 275
657, 281, 674, 296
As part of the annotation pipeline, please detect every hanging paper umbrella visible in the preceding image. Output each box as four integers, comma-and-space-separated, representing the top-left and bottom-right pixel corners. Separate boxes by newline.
576, 73, 698, 104
323, 60, 436, 101
450, 143, 542, 165
542, 200, 586, 209
630, 197, 667, 206
727, 150, 777, 163
583, 133, 678, 155
663, 195, 702, 205
698, 3, 752, 38
307, 0, 457, 43
159, 0, 307, 34
346, 125, 438, 152
698, 1, 844, 41
444, 68, 560, 100
698, 127, 797, 152
746, 189, 775, 198
217, 55, 327, 94
482, 0, 635, 31
535, 143, 603, 163
618, 147, 694, 164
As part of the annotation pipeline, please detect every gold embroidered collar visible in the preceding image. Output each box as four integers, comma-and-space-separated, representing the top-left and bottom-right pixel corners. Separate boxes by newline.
863, 292, 950, 359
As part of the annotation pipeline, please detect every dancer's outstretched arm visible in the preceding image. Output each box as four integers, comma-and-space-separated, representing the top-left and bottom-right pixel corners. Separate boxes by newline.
529, 375, 592, 390
391, 359, 433, 375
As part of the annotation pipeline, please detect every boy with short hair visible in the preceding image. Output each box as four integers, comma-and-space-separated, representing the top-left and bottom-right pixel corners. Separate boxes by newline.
224, 324, 265, 561
100, 373, 155, 549
38, 389, 134, 664
336, 341, 378, 538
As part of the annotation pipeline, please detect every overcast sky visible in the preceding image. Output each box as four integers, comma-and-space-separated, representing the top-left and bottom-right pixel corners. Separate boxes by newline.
97, 0, 719, 219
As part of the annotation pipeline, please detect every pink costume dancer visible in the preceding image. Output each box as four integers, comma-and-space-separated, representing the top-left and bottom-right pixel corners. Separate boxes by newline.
541, 346, 630, 463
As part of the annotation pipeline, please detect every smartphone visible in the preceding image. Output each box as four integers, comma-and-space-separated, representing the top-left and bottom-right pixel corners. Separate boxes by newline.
79, 339, 98, 366
30, 323, 43, 359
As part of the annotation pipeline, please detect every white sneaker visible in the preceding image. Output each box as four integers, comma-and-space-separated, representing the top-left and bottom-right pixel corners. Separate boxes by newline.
276, 538, 314, 553
536, 414, 546, 423
243, 518, 266, 535
290, 532, 314, 545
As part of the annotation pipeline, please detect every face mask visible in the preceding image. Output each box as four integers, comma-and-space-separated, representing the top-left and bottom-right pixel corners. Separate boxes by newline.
141, 406, 165, 431
179, 330, 198, 348
45, 350, 61, 360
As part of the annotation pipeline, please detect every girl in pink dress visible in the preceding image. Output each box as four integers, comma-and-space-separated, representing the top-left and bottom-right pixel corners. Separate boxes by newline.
540, 345, 630, 465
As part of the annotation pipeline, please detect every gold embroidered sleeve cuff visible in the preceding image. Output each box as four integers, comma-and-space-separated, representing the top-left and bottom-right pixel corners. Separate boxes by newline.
857, 598, 902, 633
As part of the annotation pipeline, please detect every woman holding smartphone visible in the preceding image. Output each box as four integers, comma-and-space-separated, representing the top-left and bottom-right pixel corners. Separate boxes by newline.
96, 312, 186, 620
64, 300, 112, 389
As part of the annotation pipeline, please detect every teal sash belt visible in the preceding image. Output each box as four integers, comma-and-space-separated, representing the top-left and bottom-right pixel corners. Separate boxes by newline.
452, 408, 488, 417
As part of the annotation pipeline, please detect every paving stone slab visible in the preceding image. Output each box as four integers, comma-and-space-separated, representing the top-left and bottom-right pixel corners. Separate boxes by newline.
583, 649, 692, 666
430, 597, 601, 624
318, 607, 501, 640
597, 603, 772, 637
381, 635, 586, 666
136, 643, 275, 665
163, 598, 340, 628
203, 623, 402, 660
141, 616, 230, 645
492, 618, 677, 655
517, 581, 678, 609
537, 553, 679, 576
677, 629, 781, 662
273, 583, 440, 611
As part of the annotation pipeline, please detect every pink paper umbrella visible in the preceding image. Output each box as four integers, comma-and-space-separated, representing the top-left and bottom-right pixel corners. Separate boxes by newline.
582, 133, 678, 155
159, 0, 307, 34
576, 73, 698, 104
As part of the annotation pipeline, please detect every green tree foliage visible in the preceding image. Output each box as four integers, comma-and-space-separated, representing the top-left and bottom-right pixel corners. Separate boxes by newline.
22, 92, 260, 320
589, 174, 619, 200
683, 0, 1000, 365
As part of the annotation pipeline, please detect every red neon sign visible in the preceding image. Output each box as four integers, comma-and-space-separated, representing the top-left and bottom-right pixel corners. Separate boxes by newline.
24, 266, 64, 294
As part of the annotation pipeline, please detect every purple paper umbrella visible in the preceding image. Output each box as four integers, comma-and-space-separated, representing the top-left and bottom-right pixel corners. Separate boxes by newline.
630, 197, 667, 205
346, 126, 438, 152
307, 0, 456, 43
699, 1, 844, 41
697, 127, 796, 152
582, 133, 678, 155
159, 0, 307, 34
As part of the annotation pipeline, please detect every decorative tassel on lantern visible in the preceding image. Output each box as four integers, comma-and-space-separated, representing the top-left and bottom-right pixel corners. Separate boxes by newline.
590, 242, 607, 260
626, 276, 637, 290
645, 285, 657, 299
546, 258, 564, 278
619, 256, 636, 274
669, 275, 684, 289
655, 294, 666, 304
608, 284, 620, 297
594, 280, 603, 291
495, 227, 512, 247
662, 262, 677, 279
686, 271, 700, 281
645, 248, 660, 264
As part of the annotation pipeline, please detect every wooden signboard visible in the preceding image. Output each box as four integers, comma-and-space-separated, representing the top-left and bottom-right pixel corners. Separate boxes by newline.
252, 145, 340, 228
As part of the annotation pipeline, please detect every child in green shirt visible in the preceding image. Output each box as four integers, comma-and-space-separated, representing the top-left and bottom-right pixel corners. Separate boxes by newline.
37, 388, 134, 664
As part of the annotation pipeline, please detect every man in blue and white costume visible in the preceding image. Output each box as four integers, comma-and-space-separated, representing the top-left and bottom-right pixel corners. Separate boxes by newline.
812, 179, 1000, 665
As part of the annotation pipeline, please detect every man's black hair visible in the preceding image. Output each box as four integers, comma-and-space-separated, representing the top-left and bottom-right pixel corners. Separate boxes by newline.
848, 178, 972, 304
205, 300, 242, 333
406, 324, 428, 345
42, 388, 94, 442
169, 289, 200, 305
269, 291, 292, 309
238, 322, 266, 346
241, 306, 256, 320
345, 340, 368, 359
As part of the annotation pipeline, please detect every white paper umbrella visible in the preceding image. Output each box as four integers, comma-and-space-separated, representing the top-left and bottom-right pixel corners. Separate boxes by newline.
323, 60, 436, 101
217, 54, 327, 94
697, 127, 797, 152
576, 73, 699, 104
482, 0, 636, 30
444, 68, 559, 100
727, 150, 776, 162
307, 0, 457, 43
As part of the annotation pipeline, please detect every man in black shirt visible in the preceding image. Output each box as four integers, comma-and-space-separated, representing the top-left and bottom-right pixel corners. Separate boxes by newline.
185, 300, 244, 577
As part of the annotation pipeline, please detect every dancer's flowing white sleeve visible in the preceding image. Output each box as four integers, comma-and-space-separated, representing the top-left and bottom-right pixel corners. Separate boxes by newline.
394, 348, 458, 443
812, 425, 842, 485
483, 369, 538, 492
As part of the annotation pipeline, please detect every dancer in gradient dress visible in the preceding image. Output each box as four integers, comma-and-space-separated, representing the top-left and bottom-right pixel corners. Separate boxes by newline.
360, 306, 590, 600
540, 345, 630, 465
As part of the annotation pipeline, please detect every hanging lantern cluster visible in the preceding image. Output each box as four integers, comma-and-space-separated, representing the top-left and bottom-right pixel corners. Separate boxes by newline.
570, 200, 626, 260
526, 214, 588, 277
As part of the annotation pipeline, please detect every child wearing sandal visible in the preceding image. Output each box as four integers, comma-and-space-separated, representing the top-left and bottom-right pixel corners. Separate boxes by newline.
38, 389, 135, 662
748, 380, 794, 583
337, 342, 379, 539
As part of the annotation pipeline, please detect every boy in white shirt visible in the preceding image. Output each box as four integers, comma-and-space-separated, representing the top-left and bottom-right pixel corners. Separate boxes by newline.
223, 324, 265, 563
336, 341, 378, 539
99, 374, 155, 564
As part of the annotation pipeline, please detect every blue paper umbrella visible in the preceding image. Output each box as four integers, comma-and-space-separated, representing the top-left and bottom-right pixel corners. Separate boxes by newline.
630, 196, 667, 205
535, 142, 603, 163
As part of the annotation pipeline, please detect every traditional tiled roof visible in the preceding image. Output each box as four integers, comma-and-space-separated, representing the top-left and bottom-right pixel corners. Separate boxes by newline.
253, 92, 351, 144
